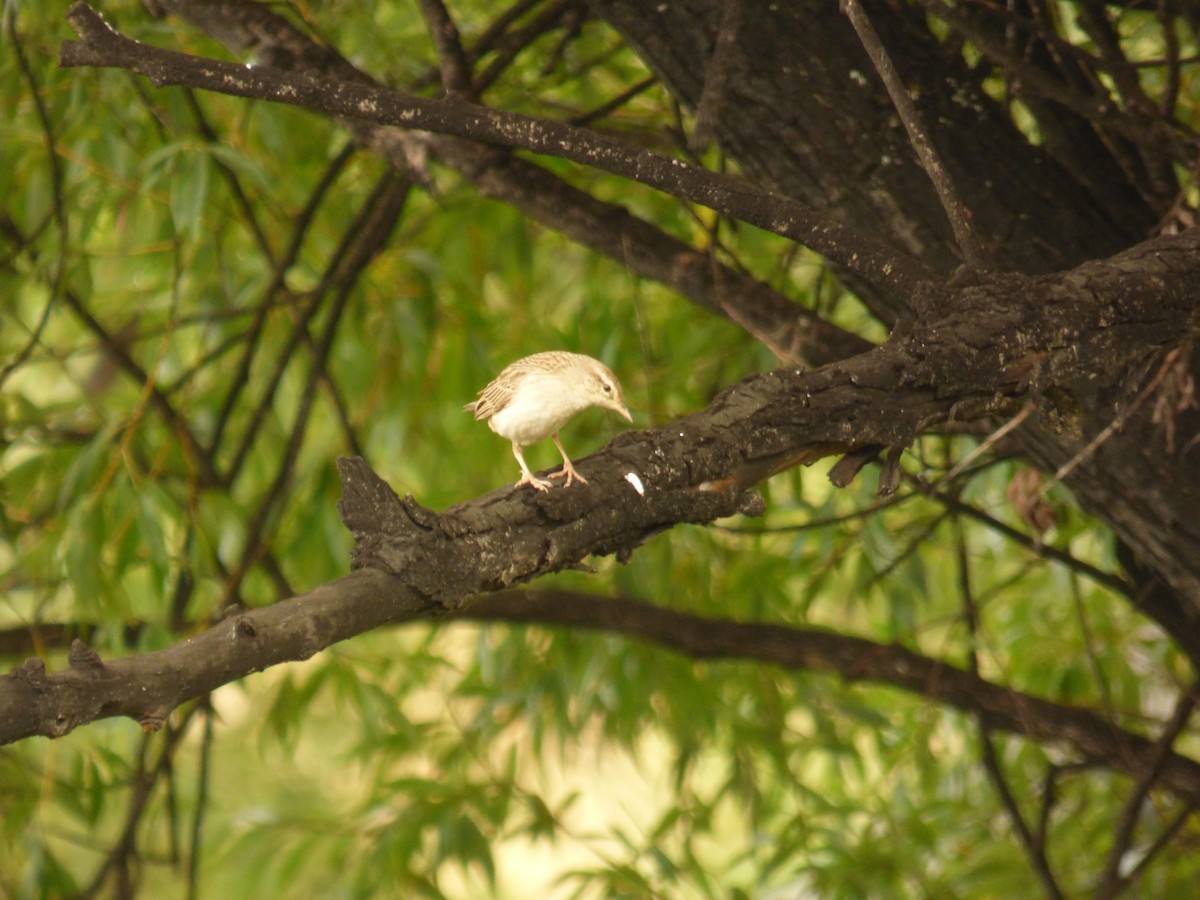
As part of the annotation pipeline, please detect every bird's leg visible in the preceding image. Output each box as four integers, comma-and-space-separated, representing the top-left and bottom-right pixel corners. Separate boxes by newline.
511, 443, 553, 491
550, 434, 588, 486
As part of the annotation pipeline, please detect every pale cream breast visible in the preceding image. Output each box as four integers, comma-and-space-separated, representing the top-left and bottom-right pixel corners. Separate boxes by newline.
487, 369, 591, 444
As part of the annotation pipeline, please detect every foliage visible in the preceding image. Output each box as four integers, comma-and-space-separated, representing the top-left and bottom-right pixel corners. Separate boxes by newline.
2, 1, 1199, 897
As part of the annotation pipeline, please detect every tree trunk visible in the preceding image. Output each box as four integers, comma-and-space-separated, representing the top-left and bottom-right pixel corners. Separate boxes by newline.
590, 0, 1200, 625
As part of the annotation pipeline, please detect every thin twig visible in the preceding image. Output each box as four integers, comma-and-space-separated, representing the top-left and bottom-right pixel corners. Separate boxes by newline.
841, 0, 988, 270
1095, 679, 1199, 899
425, 138, 873, 366
182, 89, 274, 260
224, 174, 410, 597
916, 477, 1132, 597
1073, 3, 1155, 119
58, 285, 221, 486
864, 510, 950, 589
471, 0, 578, 97
1069, 574, 1117, 718
415, 0, 472, 96
934, 401, 1034, 487
569, 76, 657, 127
1072, 2, 1177, 202
957, 519, 1066, 899
0, 15, 67, 391
186, 700, 215, 900
61, 1, 941, 307
1046, 348, 1179, 490
214, 146, 357, 475
1157, 1, 1182, 118
81, 720, 191, 898
714, 492, 915, 534
921, 0, 1193, 167
207, 145, 355, 461
1114, 802, 1198, 892
690, 0, 745, 152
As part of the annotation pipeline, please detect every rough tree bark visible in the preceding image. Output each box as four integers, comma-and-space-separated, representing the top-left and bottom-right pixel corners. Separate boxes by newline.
590, 0, 1200, 626
4, 0, 1198, 764
128, 0, 1200, 627
4, 202, 1198, 742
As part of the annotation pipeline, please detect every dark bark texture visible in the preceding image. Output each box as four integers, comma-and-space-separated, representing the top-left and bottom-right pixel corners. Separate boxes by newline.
590, 0, 1200, 622
6, 0, 1198, 762
5, 218, 1197, 742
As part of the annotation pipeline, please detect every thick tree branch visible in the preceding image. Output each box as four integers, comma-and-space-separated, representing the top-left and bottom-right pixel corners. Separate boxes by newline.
6, 226, 1196, 748
6, 579, 1200, 806
7, 227, 1196, 740
0, 459, 762, 744
423, 138, 874, 366
152, 0, 1190, 624
583, 11, 1200, 628
0, 570, 430, 742
59, 1, 940, 307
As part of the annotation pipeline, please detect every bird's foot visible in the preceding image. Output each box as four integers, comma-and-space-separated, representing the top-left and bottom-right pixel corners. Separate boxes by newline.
515, 472, 554, 491
551, 460, 588, 487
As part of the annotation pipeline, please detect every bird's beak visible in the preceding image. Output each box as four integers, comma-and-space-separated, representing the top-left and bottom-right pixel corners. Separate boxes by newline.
615, 403, 633, 423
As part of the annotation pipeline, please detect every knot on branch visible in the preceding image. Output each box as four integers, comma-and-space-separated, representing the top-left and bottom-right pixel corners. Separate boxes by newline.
233, 615, 258, 640
68, 639, 106, 674
10, 657, 47, 684
737, 492, 767, 517
139, 708, 169, 733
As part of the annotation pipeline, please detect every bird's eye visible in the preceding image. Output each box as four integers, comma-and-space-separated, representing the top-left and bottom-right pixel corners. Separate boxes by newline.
602, 383, 613, 394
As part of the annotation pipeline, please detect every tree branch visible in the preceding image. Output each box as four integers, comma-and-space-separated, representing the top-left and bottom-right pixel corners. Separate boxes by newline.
1095, 680, 1199, 898
131, 0, 876, 367
842, 0, 988, 270
225, 173, 411, 598
457, 590, 1200, 805
0, 569, 432, 743
920, 0, 1188, 159
206, 143, 357, 462
6, 586, 1200, 806
6, 224, 1197, 745
957, 519, 1065, 900
60, 1, 940, 306
414, 0, 472, 96
424, 138, 874, 366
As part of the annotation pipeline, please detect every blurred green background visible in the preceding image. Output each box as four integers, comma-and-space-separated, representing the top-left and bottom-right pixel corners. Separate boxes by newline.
2, 2, 1196, 897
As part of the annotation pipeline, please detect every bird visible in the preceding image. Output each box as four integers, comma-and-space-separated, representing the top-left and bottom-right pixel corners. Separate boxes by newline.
465, 351, 633, 491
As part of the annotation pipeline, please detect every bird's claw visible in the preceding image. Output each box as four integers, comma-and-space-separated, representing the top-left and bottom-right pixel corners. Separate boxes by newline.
515, 473, 554, 491
551, 463, 587, 487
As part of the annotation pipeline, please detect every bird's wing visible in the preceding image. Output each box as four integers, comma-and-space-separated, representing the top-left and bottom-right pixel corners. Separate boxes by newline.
467, 353, 575, 420
468, 371, 522, 420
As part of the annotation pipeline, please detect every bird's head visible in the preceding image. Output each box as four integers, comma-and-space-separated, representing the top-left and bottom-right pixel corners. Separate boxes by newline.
584, 360, 633, 423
